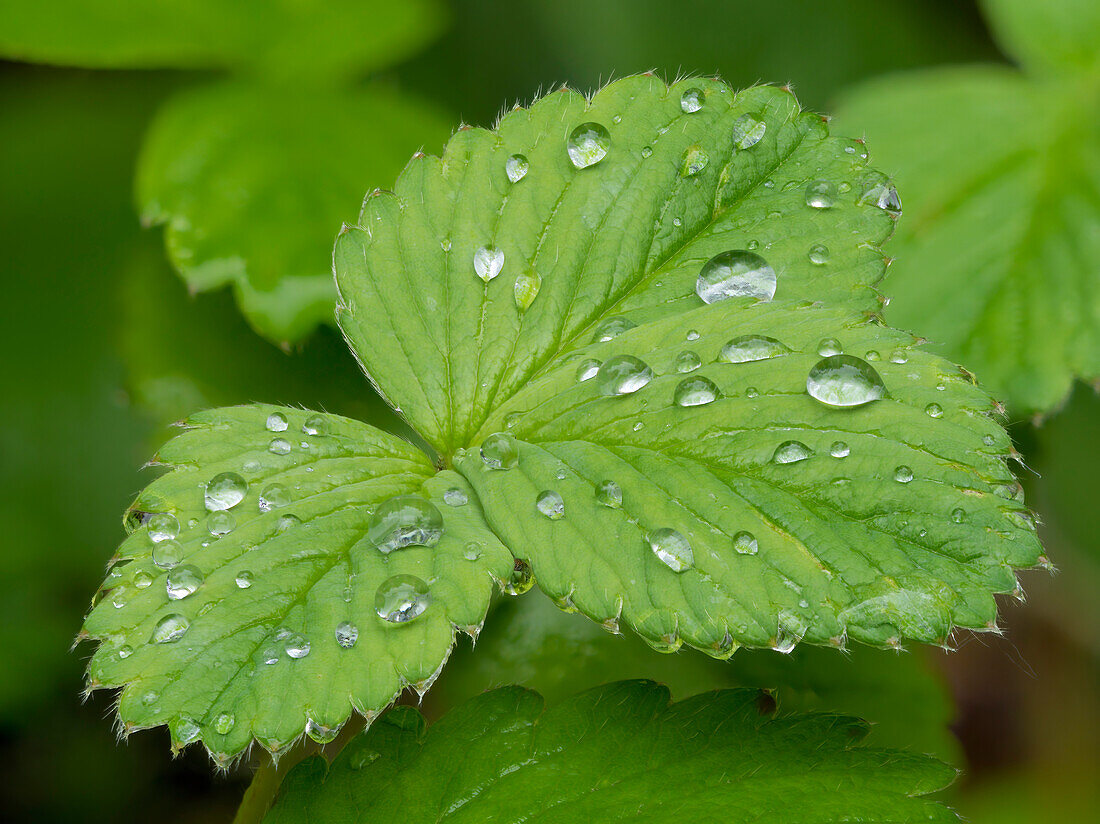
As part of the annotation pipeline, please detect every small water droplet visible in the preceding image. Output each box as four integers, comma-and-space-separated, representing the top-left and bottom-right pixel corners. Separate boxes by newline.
675, 351, 702, 373
567, 122, 611, 168
276, 513, 300, 533
335, 621, 359, 648
463, 541, 482, 561
745, 386, 759, 398
865, 350, 880, 362
804, 179, 837, 209
861, 182, 902, 215
536, 490, 565, 520
206, 511, 235, 536
133, 570, 153, 589
718, 334, 790, 363
306, 719, 339, 743
889, 350, 909, 364
440, 238, 452, 251
284, 634, 310, 659
474, 246, 504, 282
680, 145, 709, 177
576, 358, 602, 382
817, 337, 843, 357
731, 113, 766, 149
481, 432, 519, 470
982, 434, 996, 447
680, 87, 704, 113
261, 647, 279, 665
686, 329, 700, 341
502, 558, 534, 595
830, 441, 850, 458
166, 564, 203, 600
368, 496, 444, 553
806, 355, 887, 408
266, 412, 288, 432
596, 355, 653, 396
235, 570, 254, 589
773, 441, 812, 464
674, 376, 721, 406
375, 574, 431, 623
443, 487, 468, 506
894, 465, 914, 483
151, 613, 190, 644
807, 243, 830, 265
505, 153, 529, 182
214, 713, 235, 735
152, 540, 183, 570
269, 438, 292, 455
592, 315, 636, 342
649, 528, 694, 572
695, 250, 777, 303
117, 645, 133, 659
513, 270, 541, 311
733, 531, 758, 555
259, 483, 290, 512
925, 403, 944, 418
640, 145, 653, 159
172, 715, 201, 745
147, 513, 180, 543
951, 508, 966, 524
595, 480, 622, 508
205, 472, 247, 511
302, 414, 329, 436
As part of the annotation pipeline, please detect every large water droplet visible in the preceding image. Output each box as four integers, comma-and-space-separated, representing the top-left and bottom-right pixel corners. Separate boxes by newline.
235, 570, 254, 589
302, 414, 330, 436
649, 528, 694, 572
595, 480, 622, 508
502, 559, 534, 596
674, 376, 721, 407
481, 432, 518, 470
718, 334, 790, 363
152, 540, 183, 570
171, 715, 201, 745
675, 351, 701, 373
861, 182, 902, 215
505, 153, 529, 182
807, 243, 830, 265
166, 564, 203, 600
514, 270, 541, 311
951, 507, 966, 524
894, 465, 914, 483
265, 412, 288, 432
269, 438, 292, 455
733, 531, 758, 555
773, 441, 812, 464
147, 513, 180, 543
804, 179, 837, 209
474, 246, 504, 282
567, 122, 611, 168
151, 613, 190, 644
592, 315, 636, 342
335, 621, 359, 648
205, 472, 247, 511
536, 490, 565, 520
368, 496, 444, 553
680, 146, 709, 177
817, 337, 843, 357
695, 250, 777, 303
259, 483, 291, 512
731, 113, 766, 149
306, 719, 339, 744
596, 355, 653, 396
830, 441, 851, 458
375, 574, 431, 623
284, 634, 311, 659
806, 355, 887, 408
443, 487, 468, 507
680, 87, 704, 113
576, 358, 601, 382
133, 569, 153, 589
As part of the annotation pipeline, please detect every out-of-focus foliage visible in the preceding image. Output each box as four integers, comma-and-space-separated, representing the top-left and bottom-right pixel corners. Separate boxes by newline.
834, 0, 1100, 415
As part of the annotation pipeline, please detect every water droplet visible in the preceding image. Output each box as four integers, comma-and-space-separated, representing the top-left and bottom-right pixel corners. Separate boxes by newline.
718, 334, 790, 363
576, 358, 602, 382
830, 441, 850, 458
817, 337, 843, 356
152, 540, 183, 570
443, 487, 468, 506
335, 621, 359, 648
147, 513, 180, 543
595, 480, 622, 508
596, 355, 653, 396
474, 246, 504, 282
925, 403, 944, 418
680, 146, 709, 177
302, 415, 329, 436
141, 691, 158, 706
261, 647, 279, 665
206, 511, 235, 536
171, 715, 200, 745
375, 574, 431, 623
807, 243, 830, 265
502, 558, 534, 596
117, 645, 133, 659
745, 386, 759, 398
306, 719, 339, 743
680, 87, 704, 113
276, 513, 300, 533
166, 564, 204, 600
151, 613, 190, 644
806, 355, 887, 408
505, 153, 529, 182
889, 350, 909, 364
773, 441, 812, 464
133, 570, 153, 589
269, 438, 292, 455
258, 483, 291, 512
440, 238, 452, 251
864, 350, 880, 361
695, 250, 777, 303
205, 472, 247, 511
266, 412, 288, 432
731, 113, 766, 149
640, 145, 653, 159
567, 122, 611, 169
804, 179, 837, 209
235, 570, 254, 589
982, 434, 996, 447
593, 315, 636, 342
733, 531, 758, 555
675, 351, 702, 372
514, 270, 541, 311
463, 541, 482, 561
861, 182, 902, 215
686, 329, 700, 341
894, 465, 914, 483
481, 432, 518, 470
951, 508, 966, 524
536, 490, 565, 520
284, 634, 311, 659
649, 528, 694, 572
214, 713, 235, 735
674, 376, 721, 406
368, 495, 444, 553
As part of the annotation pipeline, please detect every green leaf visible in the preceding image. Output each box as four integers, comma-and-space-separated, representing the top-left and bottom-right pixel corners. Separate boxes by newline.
82, 405, 511, 762
981, 0, 1100, 76
833, 7, 1100, 415
137, 81, 453, 341
263, 681, 959, 823
0, 0, 444, 81
337, 75, 1042, 653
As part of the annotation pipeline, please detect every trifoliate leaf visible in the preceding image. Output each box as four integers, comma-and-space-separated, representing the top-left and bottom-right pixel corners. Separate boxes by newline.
834, 2, 1100, 414
0, 0, 444, 81
137, 81, 452, 341
263, 680, 960, 823
336, 75, 1042, 655
81, 405, 511, 762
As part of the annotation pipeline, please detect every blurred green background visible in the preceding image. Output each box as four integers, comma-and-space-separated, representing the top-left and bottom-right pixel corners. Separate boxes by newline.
0, 1, 1096, 821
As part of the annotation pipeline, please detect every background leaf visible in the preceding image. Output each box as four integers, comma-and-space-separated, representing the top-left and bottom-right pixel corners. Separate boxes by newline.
980, 0, 1100, 76
263, 681, 959, 823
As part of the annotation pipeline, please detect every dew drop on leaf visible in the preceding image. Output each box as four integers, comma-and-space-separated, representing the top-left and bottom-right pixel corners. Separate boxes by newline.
817, 337, 843, 357
596, 355, 653, 396
151, 613, 190, 644
367, 495, 444, 553
535, 490, 565, 520
830, 441, 851, 458
284, 634, 311, 659
567, 122, 611, 168
335, 621, 359, 649
152, 540, 183, 570
890, 350, 909, 364
649, 528, 694, 572
147, 513, 180, 543
680, 146, 709, 177
680, 87, 704, 113
258, 483, 291, 512
269, 437, 292, 455
695, 250, 777, 303
773, 441, 812, 464
481, 432, 519, 470
895, 466, 914, 484
733, 531, 758, 555
951, 508, 966, 524
807, 243, 830, 265
806, 355, 887, 408
205, 472, 247, 511
474, 246, 504, 282
171, 716, 201, 745
925, 403, 944, 418
514, 270, 542, 311
302, 414, 329, 436
117, 645, 132, 659
206, 511, 235, 535
675, 350, 702, 372
674, 376, 721, 407
595, 480, 623, 508
505, 153, 529, 182
502, 558, 534, 596
214, 713, 235, 735
592, 315, 636, 342
576, 358, 602, 382
306, 719, 339, 744
235, 570, 254, 589
731, 113, 766, 149
804, 179, 837, 209
265, 412, 288, 432
375, 574, 431, 623
718, 334, 790, 363
443, 487, 468, 507
463, 541, 482, 561
166, 564, 204, 600
133, 570, 153, 589
276, 513, 301, 533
